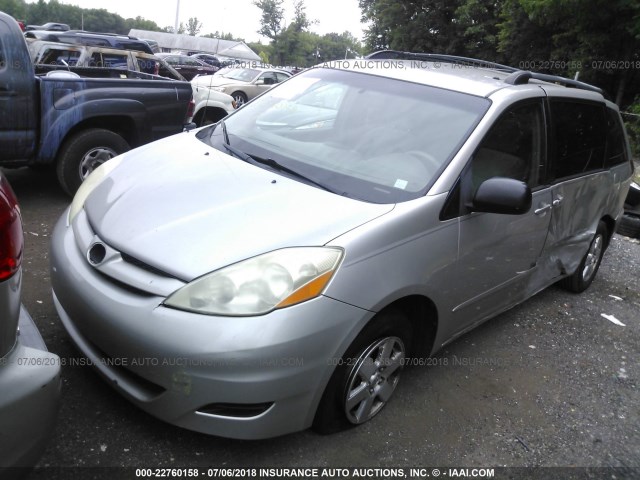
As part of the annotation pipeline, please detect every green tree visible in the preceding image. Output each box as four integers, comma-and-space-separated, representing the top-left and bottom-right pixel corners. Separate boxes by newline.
278, 0, 313, 65
125, 16, 162, 32
359, 0, 466, 54
498, 0, 640, 105
0, 0, 28, 21
254, 0, 284, 40
203, 31, 245, 42
248, 40, 273, 64
186, 16, 202, 36
456, 0, 504, 61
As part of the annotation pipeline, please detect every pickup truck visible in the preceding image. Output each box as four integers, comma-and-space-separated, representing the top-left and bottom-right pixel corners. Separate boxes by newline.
0, 12, 193, 195
27, 39, 186, 80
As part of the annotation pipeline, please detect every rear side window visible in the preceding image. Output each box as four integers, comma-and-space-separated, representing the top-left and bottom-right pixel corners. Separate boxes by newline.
136, 57, 158, 75
39, 47, 80, 66
550, 100, 606, 179
605, 108, 629, 167
90, 52, 128, 69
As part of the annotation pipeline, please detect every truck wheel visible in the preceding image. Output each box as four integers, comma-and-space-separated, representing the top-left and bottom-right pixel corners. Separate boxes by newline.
57, 128, 129, 196
313, 308, 412, 434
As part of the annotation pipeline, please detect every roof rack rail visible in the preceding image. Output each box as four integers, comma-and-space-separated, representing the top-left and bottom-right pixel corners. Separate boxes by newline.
504, 71, 603, 94
66, 30, 139, 39
366, 50, 604, 95
365, 50, 518, 73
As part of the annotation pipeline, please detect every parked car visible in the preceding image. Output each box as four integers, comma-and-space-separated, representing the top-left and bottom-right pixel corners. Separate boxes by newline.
50, 51, 632, 440
155, 53, 218, 80
141, 38, 160, 53
191, 78, 236, 126
25, 21, 69, 31
0, 12, 193, 195
193, 66, 291, 106
24, 30, 154, 54
617, 180, 640, 238
28, 40, 186, 81
0, 172, 60, 470
191, 53, 222, 70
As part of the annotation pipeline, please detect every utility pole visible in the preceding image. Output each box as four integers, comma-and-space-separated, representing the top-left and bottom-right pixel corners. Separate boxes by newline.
174, 0, 181, 34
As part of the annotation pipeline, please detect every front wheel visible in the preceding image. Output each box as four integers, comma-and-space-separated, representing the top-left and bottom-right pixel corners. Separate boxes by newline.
313, 308, 412, 434
231, 91, 248, 107
560, 220, 608, 293
56, 128, 129, 196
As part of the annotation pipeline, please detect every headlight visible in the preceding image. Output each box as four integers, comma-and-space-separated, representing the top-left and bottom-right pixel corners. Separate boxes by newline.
211, 86, 227, 93
164, 247, 343, 316
68, 156, 123, 224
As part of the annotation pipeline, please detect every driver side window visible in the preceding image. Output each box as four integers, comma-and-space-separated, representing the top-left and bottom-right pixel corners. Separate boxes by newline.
469, 101, 544, 196
441, 100, 545, 220
259, 72, 276, 84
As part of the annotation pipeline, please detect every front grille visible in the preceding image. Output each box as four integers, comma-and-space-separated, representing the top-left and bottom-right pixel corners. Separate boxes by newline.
120, 252, 177, 279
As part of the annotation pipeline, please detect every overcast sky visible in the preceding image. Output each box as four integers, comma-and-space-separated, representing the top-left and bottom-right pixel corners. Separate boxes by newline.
36, 0, 366, 43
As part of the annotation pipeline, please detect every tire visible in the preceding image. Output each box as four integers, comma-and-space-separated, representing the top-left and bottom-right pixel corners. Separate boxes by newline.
560, 221, 608, 293
625, 182, 640, 207
193, 108, 227, 127
617, 213, 640, 238
313, 308, 412, 434
231, 91, 248, 107
56, 128, 129, 196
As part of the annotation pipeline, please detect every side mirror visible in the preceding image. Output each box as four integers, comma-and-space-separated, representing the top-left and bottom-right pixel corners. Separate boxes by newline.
472, 177, 531, 215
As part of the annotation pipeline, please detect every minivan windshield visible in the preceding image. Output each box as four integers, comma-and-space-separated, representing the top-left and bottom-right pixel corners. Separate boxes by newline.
200, 67, 490, 203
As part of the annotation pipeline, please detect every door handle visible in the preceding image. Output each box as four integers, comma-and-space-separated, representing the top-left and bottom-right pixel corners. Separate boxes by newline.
534, 203, 552, 215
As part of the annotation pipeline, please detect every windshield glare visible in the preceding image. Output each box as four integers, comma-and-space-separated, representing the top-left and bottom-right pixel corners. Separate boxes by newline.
221, 68, 260, 82
204, 68, 489, 203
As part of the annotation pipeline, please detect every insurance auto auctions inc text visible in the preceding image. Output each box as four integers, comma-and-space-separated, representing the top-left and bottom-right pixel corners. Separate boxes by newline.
227, 467, 495, 478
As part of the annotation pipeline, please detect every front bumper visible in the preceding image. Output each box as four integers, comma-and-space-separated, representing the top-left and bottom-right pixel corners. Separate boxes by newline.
51, 210, 372, 439
0, 307, 61, 469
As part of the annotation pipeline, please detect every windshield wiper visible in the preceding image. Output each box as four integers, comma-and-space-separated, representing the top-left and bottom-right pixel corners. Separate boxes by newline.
218, 125, 338, 194
249, 157, 338, 194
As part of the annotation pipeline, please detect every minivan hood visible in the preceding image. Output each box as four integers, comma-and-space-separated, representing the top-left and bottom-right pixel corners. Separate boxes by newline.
84, 132, 393, 280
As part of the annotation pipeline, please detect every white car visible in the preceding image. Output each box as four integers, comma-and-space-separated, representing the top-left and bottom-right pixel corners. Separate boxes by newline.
190, 78, 236, 126
192, 67, 291, 106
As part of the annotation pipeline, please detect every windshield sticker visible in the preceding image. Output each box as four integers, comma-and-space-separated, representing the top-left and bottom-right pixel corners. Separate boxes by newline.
394, 179, 408, 190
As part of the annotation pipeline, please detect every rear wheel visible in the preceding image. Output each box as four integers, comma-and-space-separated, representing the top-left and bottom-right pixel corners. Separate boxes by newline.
561, 221, 608, 293
313, 308, 411, 434
56, 128, 129, 196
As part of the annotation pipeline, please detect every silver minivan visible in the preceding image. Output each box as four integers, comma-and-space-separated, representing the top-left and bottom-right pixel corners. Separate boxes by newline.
50, 53, 633, 439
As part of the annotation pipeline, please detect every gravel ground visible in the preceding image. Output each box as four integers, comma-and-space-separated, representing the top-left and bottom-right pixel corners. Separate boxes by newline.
3, 167, 639, 479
